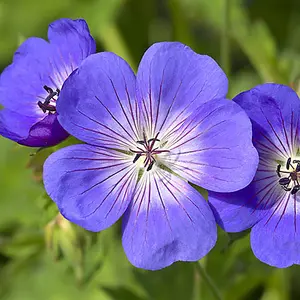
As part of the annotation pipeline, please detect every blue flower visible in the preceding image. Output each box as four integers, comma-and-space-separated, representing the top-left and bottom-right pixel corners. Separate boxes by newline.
0, 18, 96, 147
43, 42, 258, 270
209, 83, 300, 268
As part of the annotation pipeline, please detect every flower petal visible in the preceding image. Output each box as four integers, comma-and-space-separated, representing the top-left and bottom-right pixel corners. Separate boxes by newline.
20, 114, 69, 147
0, 108, 38, 140
208, 176, 277, 232
43, 144, 137, 231
251, 193, 300, 268
233, 84, 300, 160
122, 169, 217, 270
136, 42, 228, 136
0, 38, 53, 116
57, 52, 138, 149
163, 98, 259, 192
0, 109, 68, 147
48, 18, 96, 68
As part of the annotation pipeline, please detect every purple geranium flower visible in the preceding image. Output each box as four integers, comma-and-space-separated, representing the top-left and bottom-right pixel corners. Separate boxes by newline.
209, 83, 300, 268
43, 42, 258, 270
0, 18, 96, 147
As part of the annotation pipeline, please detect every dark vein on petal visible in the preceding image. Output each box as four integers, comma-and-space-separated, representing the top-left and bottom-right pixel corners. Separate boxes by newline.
153, 174, 173, 232
291, 111, 294, 152
169, 105, 224, 149
156, 172, 194, 224
254, 138, 283, 158
279, 109, 292, 155
159, 81, 183, 134
82, 166, 136, 218
260, 107, 289, 157
70, 121, 130, 149
274, 194, 290, 230
167, 147, 230, 156
168, 159, 239, 170
79, 164, 132, 195
264, 193, 288, 227
66, 161, 128, 173
252, 175, 277, 183
95, 95, 136, 142
107, 76, 139, 139
64, 157, 125, 162
105, 170, 136, 219
124, 80, 139, 136
294, 113, 299, 151
148, 64, 153, 134
157, 169, 206, 219
76, 109, 134, 147
255, 130, 287, 158
171, 163, 232, 183
170, 120, 227, 151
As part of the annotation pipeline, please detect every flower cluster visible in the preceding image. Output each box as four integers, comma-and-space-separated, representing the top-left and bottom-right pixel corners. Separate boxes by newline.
0, 18, 298, 270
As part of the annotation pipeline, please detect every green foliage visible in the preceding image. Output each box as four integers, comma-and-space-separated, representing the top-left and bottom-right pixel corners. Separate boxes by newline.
1, 0, 300, 299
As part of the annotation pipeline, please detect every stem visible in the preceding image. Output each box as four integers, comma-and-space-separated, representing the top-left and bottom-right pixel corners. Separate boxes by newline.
221, 0, 230, 77
195, 261, 223, 300
192, 264, 200, 300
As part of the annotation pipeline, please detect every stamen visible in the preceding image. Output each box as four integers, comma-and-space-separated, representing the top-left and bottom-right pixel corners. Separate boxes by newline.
276, 164, 281, 177
147, 161, 155, 171
133, 154, 141, 163
130, 132, 169, 171
291, 185, 300, 195
37, 85, 60, 113
279, 177, 291, 186
286, 157, 294, 170
148, 137, 160, 143
277, 157, 300, 195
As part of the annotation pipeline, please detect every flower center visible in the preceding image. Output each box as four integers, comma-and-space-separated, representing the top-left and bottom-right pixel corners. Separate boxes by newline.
276, 157, 300, 195
37, 85, 60, 114
130, 132, 169, 171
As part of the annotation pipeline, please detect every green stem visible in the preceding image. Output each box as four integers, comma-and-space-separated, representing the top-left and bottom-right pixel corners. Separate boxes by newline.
221, 0, 230, 77
195, 261, 223, 300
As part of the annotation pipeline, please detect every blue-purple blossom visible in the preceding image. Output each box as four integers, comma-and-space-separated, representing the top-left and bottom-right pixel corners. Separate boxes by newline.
209, 83, 300, 268
43, 42, 258, 270
0, 18, 96, 147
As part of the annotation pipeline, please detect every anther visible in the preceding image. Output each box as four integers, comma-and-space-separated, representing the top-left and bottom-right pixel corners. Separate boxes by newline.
133, 154, 141, 163
291, 185, 300, 195
276, 165, 281, 177
37, 101, 56, 113
286, 157, 292, 170
148, 137, 160, 143
279, 177, 291, 186
147, 161, 155, 171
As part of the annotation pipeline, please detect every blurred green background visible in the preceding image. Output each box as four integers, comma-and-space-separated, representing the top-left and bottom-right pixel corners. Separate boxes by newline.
1, 0, 300, 299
